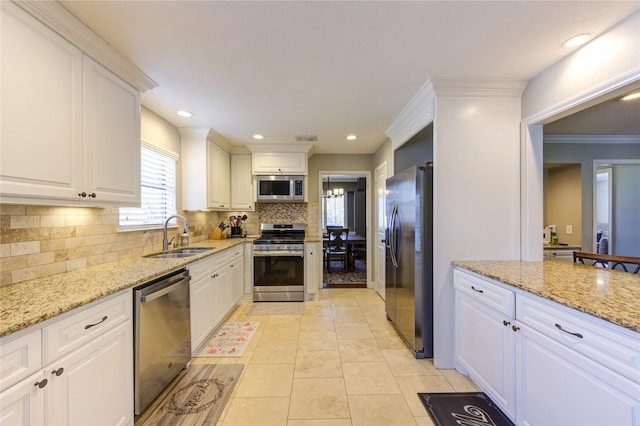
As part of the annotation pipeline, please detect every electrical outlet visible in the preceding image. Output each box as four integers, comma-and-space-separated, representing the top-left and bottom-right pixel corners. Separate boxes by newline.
566, 225, 573, 235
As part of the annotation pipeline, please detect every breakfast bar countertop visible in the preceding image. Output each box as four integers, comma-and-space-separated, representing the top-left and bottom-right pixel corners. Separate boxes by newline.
0, 238, 253, 338
452, 260, 640, 333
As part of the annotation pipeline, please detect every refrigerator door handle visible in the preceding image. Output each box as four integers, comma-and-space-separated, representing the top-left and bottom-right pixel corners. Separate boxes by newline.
389, 203, 399, 267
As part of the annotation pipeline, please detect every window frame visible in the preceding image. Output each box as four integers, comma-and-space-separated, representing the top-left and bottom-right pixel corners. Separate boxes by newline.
118, 140, 179, 231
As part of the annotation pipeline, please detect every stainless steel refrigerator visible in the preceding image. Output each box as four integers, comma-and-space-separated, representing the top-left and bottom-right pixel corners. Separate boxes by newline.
385, 165, 433, 358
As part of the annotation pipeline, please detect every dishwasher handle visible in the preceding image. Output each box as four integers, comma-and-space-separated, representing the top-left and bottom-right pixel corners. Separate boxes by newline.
140, 271, 190, 303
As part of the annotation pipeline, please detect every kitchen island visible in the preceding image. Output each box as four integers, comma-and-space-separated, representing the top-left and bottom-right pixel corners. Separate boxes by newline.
452, 260, 640, 426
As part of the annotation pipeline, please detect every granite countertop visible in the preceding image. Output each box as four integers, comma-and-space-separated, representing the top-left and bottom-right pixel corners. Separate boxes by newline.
0, 238, 254, 338
543, 244, 581, 250
452, 260, 640, 333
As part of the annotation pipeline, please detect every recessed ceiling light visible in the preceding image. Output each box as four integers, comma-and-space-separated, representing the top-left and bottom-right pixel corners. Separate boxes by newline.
346, 134, 357, 141
176, 110, 193, 118
620, 91, 640, 102
562, 33, 591, 48
253, 134, 264, 140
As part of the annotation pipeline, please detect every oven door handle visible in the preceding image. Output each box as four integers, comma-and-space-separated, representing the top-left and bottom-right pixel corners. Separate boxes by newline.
253, 250, 304, 257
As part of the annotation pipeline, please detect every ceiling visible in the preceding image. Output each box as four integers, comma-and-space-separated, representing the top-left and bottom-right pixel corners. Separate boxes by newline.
60, 1, 640, 154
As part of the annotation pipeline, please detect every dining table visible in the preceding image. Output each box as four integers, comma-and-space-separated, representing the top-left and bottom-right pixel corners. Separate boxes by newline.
322, 234, 366, 271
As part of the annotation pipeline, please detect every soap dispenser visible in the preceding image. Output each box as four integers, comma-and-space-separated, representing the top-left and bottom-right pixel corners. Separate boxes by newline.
180, 229, 189, 247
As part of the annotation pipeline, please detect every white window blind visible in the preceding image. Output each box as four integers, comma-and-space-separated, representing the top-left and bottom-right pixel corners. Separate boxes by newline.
119, 144, 177, 229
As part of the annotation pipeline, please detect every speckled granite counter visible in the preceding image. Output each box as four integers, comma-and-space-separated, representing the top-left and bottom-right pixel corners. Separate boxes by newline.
0, 238, 253, 338
452, 260, 640, 333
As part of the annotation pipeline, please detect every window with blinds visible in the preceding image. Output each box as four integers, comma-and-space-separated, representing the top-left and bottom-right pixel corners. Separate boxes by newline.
119, 143, 177, 229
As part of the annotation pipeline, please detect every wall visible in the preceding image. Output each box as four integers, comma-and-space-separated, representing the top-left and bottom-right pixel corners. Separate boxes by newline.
0, 108, 224, 287
307, 154, 373, 202
543, 141, 640, 250
612, 164, 640, 256
520, 11, 640, 260
433, 91, 522, 368
545, 164, 582, 246
394, 123, 433, 172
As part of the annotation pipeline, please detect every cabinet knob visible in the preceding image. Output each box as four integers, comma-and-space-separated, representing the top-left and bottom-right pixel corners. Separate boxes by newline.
88, 192, 96, 198
503, 320, 511, 326
52, 367, 64, 377
512, 325, 520, 332
78, 192, 87, 198
34, 379, 48, 389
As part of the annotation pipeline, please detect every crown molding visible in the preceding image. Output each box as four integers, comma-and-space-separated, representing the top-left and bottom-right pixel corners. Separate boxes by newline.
12, 0, 157, 92
430, 78, 527, 97
544, 134, 640, 144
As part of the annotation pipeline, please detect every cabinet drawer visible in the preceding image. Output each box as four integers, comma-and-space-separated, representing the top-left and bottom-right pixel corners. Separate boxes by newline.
516, 294, 640, 384
211, 250, 230, 272
227, 246, 243, 263
188, 257, 212, 282
0, 330, 42, 392
453, 269, 514, 317
43, 291, 131, 364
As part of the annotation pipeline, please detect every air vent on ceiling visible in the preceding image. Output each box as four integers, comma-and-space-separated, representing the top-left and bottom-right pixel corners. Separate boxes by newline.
295, 135, 318, 142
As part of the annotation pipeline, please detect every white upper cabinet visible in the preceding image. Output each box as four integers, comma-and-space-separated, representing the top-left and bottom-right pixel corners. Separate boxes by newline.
252, 152, 307, 175
231, 154, 254, 211
0, 1, 152, 207
181, 128, 231, 211
247, 143, 313, 175
1, 3, 84, 202
83, 58, 140, 205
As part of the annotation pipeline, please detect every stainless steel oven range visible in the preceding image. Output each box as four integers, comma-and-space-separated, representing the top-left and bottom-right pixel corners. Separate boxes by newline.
253, 223, 305, 301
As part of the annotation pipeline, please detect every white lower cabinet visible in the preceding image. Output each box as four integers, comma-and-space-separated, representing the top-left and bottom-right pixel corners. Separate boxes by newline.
188, 246, 245, 355
454, 268, 640, 426
454, 270, 516, 418
304, 242, 320, 299
0, 291, 133, 426
516, 322, 638, 426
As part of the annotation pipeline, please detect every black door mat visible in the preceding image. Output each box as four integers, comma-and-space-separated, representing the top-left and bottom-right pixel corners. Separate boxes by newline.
418, 392, 515, 426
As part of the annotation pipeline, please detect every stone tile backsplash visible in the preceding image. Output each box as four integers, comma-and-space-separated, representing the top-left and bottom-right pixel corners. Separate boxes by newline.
0, 202, 316, 287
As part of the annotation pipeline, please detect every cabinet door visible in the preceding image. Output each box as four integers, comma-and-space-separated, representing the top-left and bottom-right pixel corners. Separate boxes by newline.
83, 57, 141, 206
252, 152, 307, 174
231, 155, 255, 210
0, 2, 83, 202
305, 242, 320, 297
516, 323, 639, 426
190, 276, 215, 352
211, 266, 231, 326
0, 371, 46, 426
230, 256, 244, 305
207, 142, 230, 209
455, 290, 516, 418
47, 320, 133, 426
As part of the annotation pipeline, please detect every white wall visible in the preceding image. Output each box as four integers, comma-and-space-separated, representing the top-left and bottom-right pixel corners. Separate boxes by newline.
521, 11, 640, 260
433, 90, 522, 368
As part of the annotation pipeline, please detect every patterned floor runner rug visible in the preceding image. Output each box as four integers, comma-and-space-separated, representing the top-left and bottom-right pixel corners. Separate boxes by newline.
418, 392, 515, 426
142, 364, 243, 426
324, 259, 367, 285
198, 322, 260, 357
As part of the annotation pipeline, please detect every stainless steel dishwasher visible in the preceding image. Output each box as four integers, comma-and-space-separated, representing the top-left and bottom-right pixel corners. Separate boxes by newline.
134, 268, 191, 415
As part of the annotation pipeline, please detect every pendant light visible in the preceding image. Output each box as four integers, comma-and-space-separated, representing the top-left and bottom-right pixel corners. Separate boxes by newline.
323, 176, 343, 198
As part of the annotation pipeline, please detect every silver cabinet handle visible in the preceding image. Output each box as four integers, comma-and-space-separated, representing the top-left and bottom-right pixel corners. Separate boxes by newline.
555, 323, 583, 338
84, 316, 107, 330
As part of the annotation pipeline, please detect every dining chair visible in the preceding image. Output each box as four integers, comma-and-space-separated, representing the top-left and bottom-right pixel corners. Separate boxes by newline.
325, 228, 349, 272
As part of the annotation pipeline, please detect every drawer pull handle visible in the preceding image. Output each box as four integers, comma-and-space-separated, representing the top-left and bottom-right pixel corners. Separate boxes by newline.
503, 320, 511, 326
34, 379, 48, 389
85, 316, 108, 330
52, 367, 64, 377
555, 323, 583, 338
471, 286, 484, 293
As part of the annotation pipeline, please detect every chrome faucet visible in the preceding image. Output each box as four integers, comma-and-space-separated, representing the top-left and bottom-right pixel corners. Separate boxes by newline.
163, 214, 190, 251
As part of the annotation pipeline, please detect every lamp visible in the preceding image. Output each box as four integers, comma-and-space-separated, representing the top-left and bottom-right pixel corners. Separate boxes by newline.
324, 176, 343, 198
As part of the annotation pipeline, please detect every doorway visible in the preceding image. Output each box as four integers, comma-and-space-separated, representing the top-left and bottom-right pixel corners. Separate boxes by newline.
319, 171, 371, 289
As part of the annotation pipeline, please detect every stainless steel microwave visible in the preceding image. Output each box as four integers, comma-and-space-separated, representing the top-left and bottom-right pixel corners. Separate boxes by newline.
256, 175, 304, 202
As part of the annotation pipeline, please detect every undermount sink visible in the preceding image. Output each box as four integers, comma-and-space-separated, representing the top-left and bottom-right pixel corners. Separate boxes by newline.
144, 247, 211, 259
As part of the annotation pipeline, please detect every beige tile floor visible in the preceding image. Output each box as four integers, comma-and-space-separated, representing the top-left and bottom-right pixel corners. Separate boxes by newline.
151, 288, 479, 425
